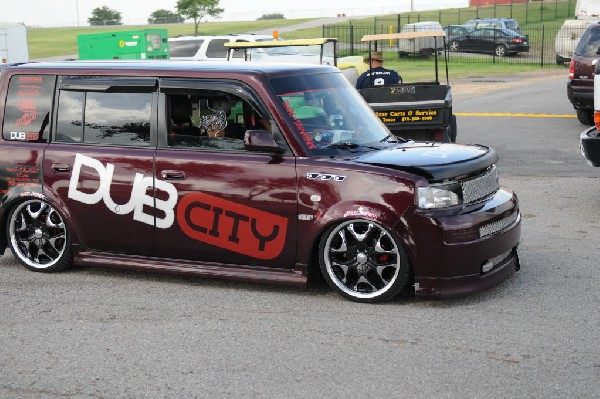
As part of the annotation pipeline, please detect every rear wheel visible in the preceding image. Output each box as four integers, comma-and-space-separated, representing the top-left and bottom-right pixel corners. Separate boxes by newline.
495, 44, 508, 57
450, 114, 458, 143
576, 109, 594, 126
8, 200, 72, 272
449, 41, 460, 52
318, 219, 411, 303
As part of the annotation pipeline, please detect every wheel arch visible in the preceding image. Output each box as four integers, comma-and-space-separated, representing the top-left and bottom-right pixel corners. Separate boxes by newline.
301, 200, 416, 284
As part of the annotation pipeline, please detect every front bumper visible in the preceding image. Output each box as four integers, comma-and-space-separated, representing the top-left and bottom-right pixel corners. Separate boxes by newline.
580, 126, 600, 167
401, 188, 521, 299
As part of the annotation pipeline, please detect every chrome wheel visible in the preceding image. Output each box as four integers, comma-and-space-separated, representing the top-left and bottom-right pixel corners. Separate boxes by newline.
8, 200, 71, 271
449, 41, 460, 52
319, 219, 410, 303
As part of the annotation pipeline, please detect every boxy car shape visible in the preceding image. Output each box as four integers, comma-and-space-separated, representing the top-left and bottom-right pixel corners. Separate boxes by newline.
0, 61, 521, 303
567, 22, 600, 125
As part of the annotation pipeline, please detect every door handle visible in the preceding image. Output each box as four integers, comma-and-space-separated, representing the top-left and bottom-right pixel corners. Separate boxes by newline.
160, 170, 185, 180
52, 163, 71, 173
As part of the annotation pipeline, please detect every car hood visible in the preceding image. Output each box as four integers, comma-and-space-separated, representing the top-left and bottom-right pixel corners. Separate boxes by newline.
354, 142, 498, 180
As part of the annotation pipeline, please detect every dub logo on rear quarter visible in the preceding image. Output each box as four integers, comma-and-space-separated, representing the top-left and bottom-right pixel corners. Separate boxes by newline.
177, 192, 288, 260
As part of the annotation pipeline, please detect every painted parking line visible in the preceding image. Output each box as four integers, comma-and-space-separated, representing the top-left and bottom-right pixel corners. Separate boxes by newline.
455, 112, 576, 118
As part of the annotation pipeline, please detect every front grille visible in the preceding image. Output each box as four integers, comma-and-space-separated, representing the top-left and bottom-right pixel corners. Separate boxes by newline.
480, 209, 519, 238
461, 166, 499, 203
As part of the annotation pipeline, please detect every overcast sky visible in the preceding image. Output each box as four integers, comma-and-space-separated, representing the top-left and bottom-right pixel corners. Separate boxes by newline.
1, 0, 467, 28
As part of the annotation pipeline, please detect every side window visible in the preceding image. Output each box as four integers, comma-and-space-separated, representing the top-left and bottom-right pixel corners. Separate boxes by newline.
55, 77, 154, 146
231, 40, 249, 59
162, 83, 283, 152
168, 39, 204, 57
2, 74, 55, 142
205, 39, 229, 58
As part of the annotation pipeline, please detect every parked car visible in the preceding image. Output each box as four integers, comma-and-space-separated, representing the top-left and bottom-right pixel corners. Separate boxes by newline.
464, 18, 522, 34
580, 60, 600, 165
168, 34, 274, 61
567, 22, 600, 125
0, 61, 521, 303
442, 25, 473, 43
448, 28, 530, 56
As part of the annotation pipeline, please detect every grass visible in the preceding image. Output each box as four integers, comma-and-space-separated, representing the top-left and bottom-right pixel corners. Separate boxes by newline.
27, 19, 314, 58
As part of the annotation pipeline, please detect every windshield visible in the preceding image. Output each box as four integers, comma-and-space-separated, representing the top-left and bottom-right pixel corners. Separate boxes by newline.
270, 72, 394, 156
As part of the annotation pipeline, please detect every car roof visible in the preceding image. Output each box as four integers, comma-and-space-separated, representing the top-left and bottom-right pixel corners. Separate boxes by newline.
3, 60, 337, 76
168, 34, 273, 41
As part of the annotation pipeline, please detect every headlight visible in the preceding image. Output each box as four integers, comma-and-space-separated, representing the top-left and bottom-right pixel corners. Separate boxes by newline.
417, 184, 462, 209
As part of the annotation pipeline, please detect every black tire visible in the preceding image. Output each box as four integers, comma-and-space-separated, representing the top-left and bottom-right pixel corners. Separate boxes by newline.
576, 109, 594, 126
450, 114, 457, 143
495, 45, 507, 57
318, 219, 411, 303
449, 41, 460, 52
7, 199, 72, 272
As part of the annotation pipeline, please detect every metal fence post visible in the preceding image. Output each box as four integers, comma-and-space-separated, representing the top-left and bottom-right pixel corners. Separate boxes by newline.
350, 24, 354, 56
541, 0, 544, 22
540, 24, 545, 68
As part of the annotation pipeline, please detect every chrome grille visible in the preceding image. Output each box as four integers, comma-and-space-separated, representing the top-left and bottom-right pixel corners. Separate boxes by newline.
480, 209, 519, 238
461, 166, 499, 203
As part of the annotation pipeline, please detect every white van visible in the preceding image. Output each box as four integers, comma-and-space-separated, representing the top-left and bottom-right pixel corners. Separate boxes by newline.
168, 34, 274, 61
0, 23, 29, 64
397, 21, 444, 56
555, 19, 597, 64
555, 0, 600, 64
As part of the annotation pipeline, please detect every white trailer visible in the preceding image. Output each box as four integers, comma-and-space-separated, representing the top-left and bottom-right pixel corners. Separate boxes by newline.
397, 21, 444, 56
0, 23, 29, 64
555, 0, 600, 64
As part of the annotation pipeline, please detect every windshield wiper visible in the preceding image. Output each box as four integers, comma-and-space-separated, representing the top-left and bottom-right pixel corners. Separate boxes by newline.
326, 142, 360, 150
380, 134, 408, 143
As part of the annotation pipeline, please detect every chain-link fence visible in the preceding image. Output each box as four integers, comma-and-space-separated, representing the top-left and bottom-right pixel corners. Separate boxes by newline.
325, 24, 590, 67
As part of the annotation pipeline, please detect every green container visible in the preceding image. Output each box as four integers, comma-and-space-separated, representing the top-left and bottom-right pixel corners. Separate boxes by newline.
77, 29, 169, 60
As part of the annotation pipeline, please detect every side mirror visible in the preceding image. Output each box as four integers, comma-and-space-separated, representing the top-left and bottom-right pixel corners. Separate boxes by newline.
244, 130, 284, 154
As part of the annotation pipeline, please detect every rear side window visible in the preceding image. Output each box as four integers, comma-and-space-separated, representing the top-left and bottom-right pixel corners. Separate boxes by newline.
575, 28, 600, 57
2, 74, 55, 142
205, 39, 229, 58
55, 77, 154, 146
169, 39, 204, 57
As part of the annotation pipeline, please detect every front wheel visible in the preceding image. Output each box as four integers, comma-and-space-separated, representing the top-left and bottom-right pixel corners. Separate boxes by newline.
8, 200, 72, 272
495, 44, 507, 57
449, 41, 460, 52
576, 109, 594, 126
318, 219, 411, 303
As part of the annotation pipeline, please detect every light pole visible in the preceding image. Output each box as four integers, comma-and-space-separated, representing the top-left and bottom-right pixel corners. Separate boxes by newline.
76, 0, 80, 26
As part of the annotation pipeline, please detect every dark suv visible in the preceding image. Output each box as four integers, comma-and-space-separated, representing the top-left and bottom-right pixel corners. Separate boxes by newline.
568, 22, 600, 125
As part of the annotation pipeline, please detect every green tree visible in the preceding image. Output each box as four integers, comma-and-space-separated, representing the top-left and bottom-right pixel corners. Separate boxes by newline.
88, 6, 122, 26
176, 0, 224, 35
148, 9, 184, 24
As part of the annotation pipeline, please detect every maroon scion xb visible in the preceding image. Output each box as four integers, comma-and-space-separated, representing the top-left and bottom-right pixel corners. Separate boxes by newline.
0, 61, 521, 303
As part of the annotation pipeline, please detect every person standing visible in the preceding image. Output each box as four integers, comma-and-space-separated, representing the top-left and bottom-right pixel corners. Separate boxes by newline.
356, 51, 402, 89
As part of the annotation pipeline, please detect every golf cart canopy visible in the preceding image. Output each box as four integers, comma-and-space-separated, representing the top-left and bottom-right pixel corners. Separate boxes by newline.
224, 38, 338, 65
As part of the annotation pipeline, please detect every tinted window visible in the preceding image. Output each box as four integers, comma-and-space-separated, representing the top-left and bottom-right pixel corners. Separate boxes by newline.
169, 39, 204, 57
2, 74, 55, 142
56, 91, 152, 146
575, 28, 600, 57
205, 39, 229, 58
56, 91, 84, 142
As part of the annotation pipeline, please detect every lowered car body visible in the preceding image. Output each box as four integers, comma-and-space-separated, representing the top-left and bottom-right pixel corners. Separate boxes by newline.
0, 61, 521, 302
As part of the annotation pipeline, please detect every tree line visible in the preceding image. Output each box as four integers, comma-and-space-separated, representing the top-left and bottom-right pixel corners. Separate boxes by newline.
88, 0, 285, 34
